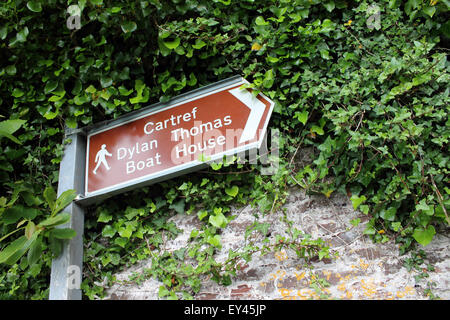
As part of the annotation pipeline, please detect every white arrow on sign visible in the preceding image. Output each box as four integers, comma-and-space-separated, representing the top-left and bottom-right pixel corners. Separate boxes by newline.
228, 87, 266, 144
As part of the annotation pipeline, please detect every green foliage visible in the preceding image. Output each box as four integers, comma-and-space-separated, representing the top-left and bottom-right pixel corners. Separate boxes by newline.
0, 185, 76, 299
0, 0, 448, 299
297, 2, 449, 251
0, 186, 77, 265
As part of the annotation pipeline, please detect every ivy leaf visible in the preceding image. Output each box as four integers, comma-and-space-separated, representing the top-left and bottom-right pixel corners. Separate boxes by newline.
422, 6, 436, 18
350, 218, 361, 227
97, 209, 112, 223
102, 225, 116, 238
16, 27, 29, 42
323, 189, 334, 198
158, 286, 169, 298
118, 225, 133, 239
350, 195, 367, 210
380, 207, 396, 221
5, 65, 16, 75
209, 212, 227, 228
294, 111, 308, 125
121, 21, 137, 33
263, 69, 274, 89
416, 199, 430, 212
210, 162, 222, 171
118, 86, 133, 96
12, 88, 24, 98
125, 207, 145, 220
323, 1, 335, 12
27, 1, 42, 12
391, 222, 402, 232
318, 247, 329, 260
412, 225, 435, 246
187, 73, 197, 86
163, 38, 181, 50
363, 224, 376, 235
169, 199, 185, 214
135, 79, 146, 95
0, 26, 7, 40
192, 39, 206, 49
207, 234, 222, 248
44, 80, 58, 94
100, 76, 113, 88
255, 16, 269, 26
251, 42, 263, 51
359, 205, 369, 215
85, 85, 96, 93
197, 210, 208, 221
225, 185, 239, 197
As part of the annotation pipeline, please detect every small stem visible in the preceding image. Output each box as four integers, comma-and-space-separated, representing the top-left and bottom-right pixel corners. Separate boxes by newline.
429, 175, 450, 225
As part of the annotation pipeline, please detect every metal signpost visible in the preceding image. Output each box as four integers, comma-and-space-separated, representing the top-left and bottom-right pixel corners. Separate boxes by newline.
49, 76, 274, 299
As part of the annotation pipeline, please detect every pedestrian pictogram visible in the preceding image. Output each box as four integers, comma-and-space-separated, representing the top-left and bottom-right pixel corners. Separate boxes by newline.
93, 144, 112, 175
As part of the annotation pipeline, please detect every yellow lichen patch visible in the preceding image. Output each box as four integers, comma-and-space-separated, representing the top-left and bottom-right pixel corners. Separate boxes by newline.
276, 269, 286, 280
359, 259, 369, 270
322, 270, 332, 280
278, 288, 292, 297
360, 278, 377, 298
404, 286, 415, 295
385, 292, 395, 300
296, 290, 308, 300
294, 271, 305, 281
343, 274, 352, 281
274, 250, 288, 262
392, 286, 416, 299
344, 290, 353, 299
270, 253, 423, 301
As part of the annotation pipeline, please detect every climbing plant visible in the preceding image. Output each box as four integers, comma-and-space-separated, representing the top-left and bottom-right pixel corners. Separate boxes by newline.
0, 0, 448, 299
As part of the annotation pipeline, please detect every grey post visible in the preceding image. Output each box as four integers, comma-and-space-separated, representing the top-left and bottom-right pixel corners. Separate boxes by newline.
49, 131, 86, 300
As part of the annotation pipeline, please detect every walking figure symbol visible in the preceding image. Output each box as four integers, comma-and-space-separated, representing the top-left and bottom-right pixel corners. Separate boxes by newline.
93, 144, 112, 175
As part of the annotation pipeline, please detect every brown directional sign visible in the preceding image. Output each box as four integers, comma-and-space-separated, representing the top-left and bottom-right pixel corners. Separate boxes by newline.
84, 77, 274, 198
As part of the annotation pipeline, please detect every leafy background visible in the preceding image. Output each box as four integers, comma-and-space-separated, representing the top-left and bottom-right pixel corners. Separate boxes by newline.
0, 0, 448, 299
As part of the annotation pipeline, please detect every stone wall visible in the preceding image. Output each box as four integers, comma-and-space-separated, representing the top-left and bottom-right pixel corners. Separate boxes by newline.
104, 188, 449, 300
